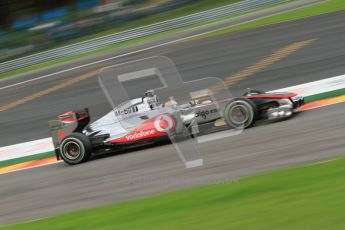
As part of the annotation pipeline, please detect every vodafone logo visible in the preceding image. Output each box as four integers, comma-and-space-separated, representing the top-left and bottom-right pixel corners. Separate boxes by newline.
117, 114, 175, 143
154, 114, 174, 132
125, 130, 155, 141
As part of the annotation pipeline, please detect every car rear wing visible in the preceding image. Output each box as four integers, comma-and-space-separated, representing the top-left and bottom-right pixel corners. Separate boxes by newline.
48, 108, 90, 159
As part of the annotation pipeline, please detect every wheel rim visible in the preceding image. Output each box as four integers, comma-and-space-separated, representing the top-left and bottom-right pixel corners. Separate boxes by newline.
229, 104, 249, 125
63, 141, 82, 160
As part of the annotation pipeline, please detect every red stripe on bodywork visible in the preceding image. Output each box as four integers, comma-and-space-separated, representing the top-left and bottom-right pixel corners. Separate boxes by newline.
58, 111, 89, 123
245, 93, 297, 99
108, 114, 175, 143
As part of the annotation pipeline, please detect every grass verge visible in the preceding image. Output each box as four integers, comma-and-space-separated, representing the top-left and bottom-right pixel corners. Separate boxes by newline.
0, 27, 188, 79
0, 0, 298, 80
2, 155, 345, 230
0, 0, 243, 79
3, 1, 344, 80
198, 0, 345, 38
63, 0, 244, 45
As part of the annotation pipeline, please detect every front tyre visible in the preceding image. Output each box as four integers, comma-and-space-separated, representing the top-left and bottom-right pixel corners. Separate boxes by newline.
224, 98, 258, 129
60, 133, 92, 165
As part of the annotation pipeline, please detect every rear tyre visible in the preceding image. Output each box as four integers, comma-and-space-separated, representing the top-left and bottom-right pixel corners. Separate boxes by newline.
60, 133, 92, 165
224, 98, 258, 129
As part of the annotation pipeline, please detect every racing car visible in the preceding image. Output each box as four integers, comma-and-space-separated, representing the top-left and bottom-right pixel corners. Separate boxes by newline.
48, 89, 304, 165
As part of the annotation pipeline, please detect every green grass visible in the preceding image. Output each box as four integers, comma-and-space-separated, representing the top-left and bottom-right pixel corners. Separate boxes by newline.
0, 0, 242, 51
2, 156, 345, 230
0, 26, 189, 79
0, 0, 293, 79
198, 0, 345, 38
0, 0, 244, 80
63, 0, 244, 45
2, 0, 344, 79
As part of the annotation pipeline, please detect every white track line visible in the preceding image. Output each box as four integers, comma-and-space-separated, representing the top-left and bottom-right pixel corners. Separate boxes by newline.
0, 138, 53, 161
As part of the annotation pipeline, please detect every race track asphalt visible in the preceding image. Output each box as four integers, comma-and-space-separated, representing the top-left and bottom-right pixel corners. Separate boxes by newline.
0, 104, 344, 225
1, 11, 345, 146
0, 10, 345, 225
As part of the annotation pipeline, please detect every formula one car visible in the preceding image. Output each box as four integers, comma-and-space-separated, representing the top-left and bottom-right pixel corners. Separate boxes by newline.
49, 89, 304, 165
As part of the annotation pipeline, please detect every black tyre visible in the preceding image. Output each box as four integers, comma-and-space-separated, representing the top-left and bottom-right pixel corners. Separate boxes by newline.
60, 133, 92, 165
224, 98, 258, 129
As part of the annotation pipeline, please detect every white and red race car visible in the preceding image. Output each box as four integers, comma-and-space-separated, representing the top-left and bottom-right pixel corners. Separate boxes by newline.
49, 89, 304, 165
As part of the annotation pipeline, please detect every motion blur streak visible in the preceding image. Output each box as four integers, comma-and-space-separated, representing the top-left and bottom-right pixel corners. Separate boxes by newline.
212, 39, 316, 91
0, 70, 98, 112
0, 40, 316, 113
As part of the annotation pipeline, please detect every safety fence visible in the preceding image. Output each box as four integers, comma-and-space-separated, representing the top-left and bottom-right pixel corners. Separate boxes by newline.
0, 0, 289, 73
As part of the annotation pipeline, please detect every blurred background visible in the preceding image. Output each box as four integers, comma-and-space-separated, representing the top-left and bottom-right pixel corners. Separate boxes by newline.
0, 0, 199, 62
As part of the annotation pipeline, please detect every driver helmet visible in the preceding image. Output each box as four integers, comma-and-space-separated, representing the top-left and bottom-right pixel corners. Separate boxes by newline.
144, 90, 158, 109
145, 90, 155, 98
